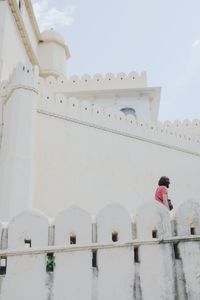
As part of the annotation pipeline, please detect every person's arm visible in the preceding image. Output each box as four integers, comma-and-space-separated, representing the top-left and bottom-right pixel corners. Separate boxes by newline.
163, 193, 170, 210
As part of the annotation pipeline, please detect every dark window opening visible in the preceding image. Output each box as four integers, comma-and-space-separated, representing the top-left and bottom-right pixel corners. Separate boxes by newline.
24, 239, 31, 248
190, 227, 196, 235
46, 253, 55, 272
70, 235, 76, 245
112, 232, 118, 242
92, 250, 97, 268
152, 230, 158, 238
134, 247, 140, 263
173, 243, 180, 260
0, 257, 7, 275
19, 0, 22, 11
120, 107, 136, 117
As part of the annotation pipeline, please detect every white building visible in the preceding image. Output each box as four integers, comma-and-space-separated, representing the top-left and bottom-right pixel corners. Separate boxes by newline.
0, 1, 200, 299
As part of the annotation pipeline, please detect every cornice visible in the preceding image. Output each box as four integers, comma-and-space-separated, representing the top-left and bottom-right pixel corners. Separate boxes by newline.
7, 1, 70, 65
40, 69, 67, 78
37, 109, 200, 157
24, 0, 42, 41
8, 0, 39, 65
0, 235, 200, 256
4, 84, 39, 104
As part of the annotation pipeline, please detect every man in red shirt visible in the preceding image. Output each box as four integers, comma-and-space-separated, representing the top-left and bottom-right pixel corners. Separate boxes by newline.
155, 176, 170, 210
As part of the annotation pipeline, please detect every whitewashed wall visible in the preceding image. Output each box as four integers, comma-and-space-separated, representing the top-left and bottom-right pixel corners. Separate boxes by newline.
0, 209, 49, 300
97, 204, 134, 300
175, 200, 200, 299
0, 62, 199, 221
0, 2, 30, 81
136, 203, 175, 299
0, 63, 39, 221
35, 95, 200, 217
0, 201, 199, 300
54, 206, 92, 300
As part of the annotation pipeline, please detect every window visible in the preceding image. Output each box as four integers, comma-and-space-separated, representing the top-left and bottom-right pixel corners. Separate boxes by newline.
134, 247, 140, 263
24, 239, 31, 248
0, 257, 7, 275
120, 107, 136, 117
18, 0, 22, 12
152, 230, 158, 238
112, 232, 118, 242
173, 243, 180, 260
92, 250, 97, 268
46, 253, 55, 272
70, 234, 76, 245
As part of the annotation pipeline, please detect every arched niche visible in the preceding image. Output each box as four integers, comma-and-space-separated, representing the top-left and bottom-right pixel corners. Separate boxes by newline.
97, 203, 132, 243
55, 206, 92, 246
136, 202, 171, 240
8, 209, 48, 249
174, 199, 200, 236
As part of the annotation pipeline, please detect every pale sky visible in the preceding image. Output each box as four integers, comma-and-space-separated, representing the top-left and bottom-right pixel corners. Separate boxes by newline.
33, 0, 200, 121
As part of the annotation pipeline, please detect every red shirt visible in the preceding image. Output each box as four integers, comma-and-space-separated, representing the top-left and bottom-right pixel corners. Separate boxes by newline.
155, 186, 168, 207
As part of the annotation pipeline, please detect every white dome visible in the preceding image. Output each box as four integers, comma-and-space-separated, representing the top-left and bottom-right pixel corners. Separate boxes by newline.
41, 30, 65, 44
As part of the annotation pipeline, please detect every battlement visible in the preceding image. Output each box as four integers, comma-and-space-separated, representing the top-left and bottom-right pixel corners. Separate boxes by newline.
162, 119, 200, 137
0, 200, 199, 299
38, 72, 148, 92
3, 63, 39, 101
37, 95, 200, 156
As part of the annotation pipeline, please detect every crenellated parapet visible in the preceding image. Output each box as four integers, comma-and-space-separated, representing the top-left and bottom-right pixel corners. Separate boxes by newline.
38, 71, 148, 92
161, 119, 200, 137
0, 200, 199, 299
0, 63, 39, 102
37, 95, 200, 156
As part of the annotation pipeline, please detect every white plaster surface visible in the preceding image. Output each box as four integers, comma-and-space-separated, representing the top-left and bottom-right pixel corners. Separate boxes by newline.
0, 2, 200, 299
174, 200, 200, 299
34, 105, 200, 217
38, 39, 67, 77
0, 63, 38, 220
0, 209, 48, 300
136, 203, 175, 300
0, 202, 198, 299
54, 206, 92, 300
0, 2, 29, 81
97, 204, 134, 300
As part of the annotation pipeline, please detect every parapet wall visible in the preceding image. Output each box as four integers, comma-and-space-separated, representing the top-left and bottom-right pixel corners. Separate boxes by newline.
0, 200, 200, 300
37, 94, 200, 156
0, 62, 39, 147
1, 66, 199, 156
38, 72, 148, 92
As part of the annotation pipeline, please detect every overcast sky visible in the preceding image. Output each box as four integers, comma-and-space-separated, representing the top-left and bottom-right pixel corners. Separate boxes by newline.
33, 0, 200, 121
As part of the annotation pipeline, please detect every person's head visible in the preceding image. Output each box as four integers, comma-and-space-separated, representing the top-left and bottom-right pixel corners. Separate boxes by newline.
158, 176, 170, 188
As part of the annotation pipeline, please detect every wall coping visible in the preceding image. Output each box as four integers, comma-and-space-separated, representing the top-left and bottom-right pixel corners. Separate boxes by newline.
0, 235, 199, 256
37, 105, 200, 157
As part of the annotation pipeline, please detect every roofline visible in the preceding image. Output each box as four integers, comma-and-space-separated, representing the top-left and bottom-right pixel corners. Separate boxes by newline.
8, 0, 70, 65
49, 86, 161, 121
24, 0, 42, 40
54, 86, 161, 97
8, 0, 39, 65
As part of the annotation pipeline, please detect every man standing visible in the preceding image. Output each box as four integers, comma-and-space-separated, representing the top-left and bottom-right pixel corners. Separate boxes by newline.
155, 176, 171, 210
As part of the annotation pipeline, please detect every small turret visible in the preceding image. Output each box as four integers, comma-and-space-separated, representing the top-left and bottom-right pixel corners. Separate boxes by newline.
38, 29, 70, 78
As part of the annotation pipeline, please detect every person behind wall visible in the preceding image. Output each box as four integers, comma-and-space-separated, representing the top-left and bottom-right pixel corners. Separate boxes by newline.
155, 176, 173, 211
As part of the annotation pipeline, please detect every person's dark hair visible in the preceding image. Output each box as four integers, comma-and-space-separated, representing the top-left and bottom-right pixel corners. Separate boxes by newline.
158, 176, 170, 188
